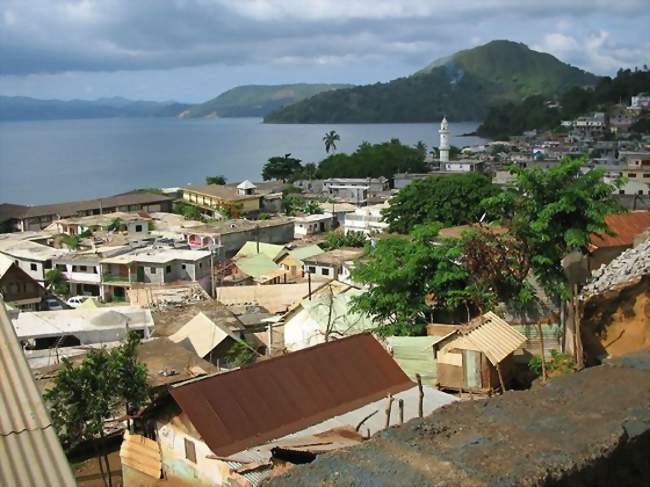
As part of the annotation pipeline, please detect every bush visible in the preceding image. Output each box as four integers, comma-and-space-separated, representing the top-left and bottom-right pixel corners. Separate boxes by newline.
323, 230, 367, 249
529, 350, 576, 377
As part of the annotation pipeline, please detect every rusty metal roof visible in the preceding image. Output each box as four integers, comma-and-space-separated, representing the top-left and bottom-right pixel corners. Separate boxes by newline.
0, 299, 76, 486
589, 211, 650, 250
170, 333, 413, 457
447, 312, 527, 366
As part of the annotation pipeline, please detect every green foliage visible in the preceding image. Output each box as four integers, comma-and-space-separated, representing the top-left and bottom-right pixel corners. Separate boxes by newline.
482, 157, 623, 298
351, 224, 483, 335
478, 67, 650, 137
304, 200, 323, 215
631, 111, 650, 134
205, 175, 226, 185
262, 153, 303, 182
44, 333, 149, 450
173, 201, 202, 220
317, 139, 426, 179
183, 83, 352, 118
61, 233, 81, 250
382, 173, 498, 233
283, 194, 305, 216
45, 268, 70, 296
223, 341, 256, 368
265, 40, 597, 123
529, 350, 576, 377
107, 218, 123, 232
323, 231, 367, 250
323, 130, 340, 153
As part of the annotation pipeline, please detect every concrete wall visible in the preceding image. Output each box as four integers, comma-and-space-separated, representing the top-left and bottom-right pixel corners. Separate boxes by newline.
220, 222, 294, 257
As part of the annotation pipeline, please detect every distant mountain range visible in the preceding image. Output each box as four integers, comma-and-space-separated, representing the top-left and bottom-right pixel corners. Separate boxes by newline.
0, 96, 190, 122
178, 83, 352, 118
264, 40, 599, 123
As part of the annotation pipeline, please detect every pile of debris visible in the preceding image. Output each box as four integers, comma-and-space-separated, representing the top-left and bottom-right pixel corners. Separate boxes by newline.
128, 283, 210, 309
581, 237, 650, 301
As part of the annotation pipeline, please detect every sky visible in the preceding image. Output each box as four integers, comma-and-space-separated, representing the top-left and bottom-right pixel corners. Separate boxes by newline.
1, 0, 649, 103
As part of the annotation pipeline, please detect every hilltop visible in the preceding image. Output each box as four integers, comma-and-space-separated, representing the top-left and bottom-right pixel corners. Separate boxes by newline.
264, 40, 598, 123
179, 83, 352, 119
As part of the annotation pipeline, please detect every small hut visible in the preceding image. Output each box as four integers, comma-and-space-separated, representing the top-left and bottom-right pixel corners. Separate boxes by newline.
433, 312, 526, 393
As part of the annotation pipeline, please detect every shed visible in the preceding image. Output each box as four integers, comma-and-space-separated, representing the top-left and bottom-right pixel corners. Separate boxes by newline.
433, 312, 526, 393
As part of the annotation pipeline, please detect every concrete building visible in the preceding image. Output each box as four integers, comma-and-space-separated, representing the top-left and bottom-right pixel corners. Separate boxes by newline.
321, 177, 389, 205
0, 254, 46, 310
55, 211, 150, 238
442, 160, 485, 172
343, 203, 390, 236
302, 247, 365, 282
100, 247, 212, 301
0, 235, 68, 285
620, 151, 650, 183
0, 191, 172, 232
181, 184, 261, 218
293, 213, 334, 239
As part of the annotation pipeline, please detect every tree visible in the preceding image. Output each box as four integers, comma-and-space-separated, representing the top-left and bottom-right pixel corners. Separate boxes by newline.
44, 333, 149, 487
45, 268, 69, 296
262, 153, 303, 182
415, 141, 427, 158
382, 173, 498, 234
324, 230, 367, 250
61, 233, 81, 250
107, 218, 123, 232
351, 224, 481, 336
282, 194, 305, 216
304, 200, 323, 215
205, 175, 227, 185
323, 130, 340, 154
173, 201, 202, 220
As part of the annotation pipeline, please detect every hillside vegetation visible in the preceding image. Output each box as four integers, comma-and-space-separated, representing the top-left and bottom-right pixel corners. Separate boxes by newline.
265, 40, 598, 123
181, 83, 351, 118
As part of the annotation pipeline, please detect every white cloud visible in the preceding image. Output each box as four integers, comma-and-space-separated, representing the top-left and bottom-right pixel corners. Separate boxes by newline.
3, 8, 16, 25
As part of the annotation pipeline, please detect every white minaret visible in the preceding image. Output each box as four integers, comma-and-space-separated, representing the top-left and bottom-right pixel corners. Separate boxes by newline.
438, 116, 450, 163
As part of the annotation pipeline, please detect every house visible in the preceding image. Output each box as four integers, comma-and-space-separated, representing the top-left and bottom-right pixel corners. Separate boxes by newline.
230, 253, 288, 285
282, 281, 376, 351
13, 305, 153, 353
0, 235, 68, 285
181, 184, 262, 218
168, 311, 259, 366
0, 300, 76, 487
442, 160, 485, 172
302, 247, 365, 283
52, 245, 130, 297
580, 237, 650, 364
620, 151, 650, 183
0, 191, 172, 232
55, 211, 150, 238
141, 334, 456, 486
100, 247, 212, 302
316, 202, 357, 226
630, 92, 650, 110
342, 203, 389, 236
587, 211, 650, 271
293, 213, 334, 239
0, 254, 46, 310
275, 244, 323, 279
321, 177, 389, 205
432, 312, 527, 393
182, 217, 294, 256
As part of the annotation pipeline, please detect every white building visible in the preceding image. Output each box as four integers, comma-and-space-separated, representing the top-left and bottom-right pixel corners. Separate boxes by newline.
0, 236, 68, 285
343, 203, 390, 236
293, 214, 334, 239
442, 160, 485, 172
439, 117, 450, 163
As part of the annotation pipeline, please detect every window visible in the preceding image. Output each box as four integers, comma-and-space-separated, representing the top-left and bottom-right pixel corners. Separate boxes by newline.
308, 266, 316, 273
166, 265, 171, 273
619, 189, 625, 195
628, 173, 637, 178
56, 264, 67, 271
181, 264, 186, 270
321, 268, 330, 276
199, 263, 203, 269
644, 173, 650, 178
79, 265, 87, 272
30, 263, 37, 271
135, 224, 143, 232
150, 267, 157, 274
184, 438, 197, 463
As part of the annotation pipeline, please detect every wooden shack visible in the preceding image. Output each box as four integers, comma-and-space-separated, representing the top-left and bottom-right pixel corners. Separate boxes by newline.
433, 312, 526, 393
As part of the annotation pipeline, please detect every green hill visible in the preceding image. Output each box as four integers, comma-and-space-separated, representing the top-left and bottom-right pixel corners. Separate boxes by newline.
264, 40, 598, 123
180, 83, 352, 118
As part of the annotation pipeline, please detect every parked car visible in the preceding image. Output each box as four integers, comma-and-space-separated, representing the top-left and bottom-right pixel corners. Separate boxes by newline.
44, 298, 64, 311
66, 296, 91, 308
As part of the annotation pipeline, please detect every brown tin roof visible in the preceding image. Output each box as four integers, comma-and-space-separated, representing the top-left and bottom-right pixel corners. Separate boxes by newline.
169, 333, 413, 457
589, 211, 650, 250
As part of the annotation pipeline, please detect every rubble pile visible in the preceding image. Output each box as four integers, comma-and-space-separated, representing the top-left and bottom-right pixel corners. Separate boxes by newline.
582, 237, 650, 300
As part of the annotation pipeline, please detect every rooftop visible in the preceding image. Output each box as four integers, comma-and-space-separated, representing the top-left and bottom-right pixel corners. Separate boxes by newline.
56, 211, 150, 226
182, 184, 258, 201
183, 217, 293, 236
303, 247, 365, 267
169, 333, 415, 457
588, 211, 650, 250
0, 238, 68, 262
101, 246, 210, 264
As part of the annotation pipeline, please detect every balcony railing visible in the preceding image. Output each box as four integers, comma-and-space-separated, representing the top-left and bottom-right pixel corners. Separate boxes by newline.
102, 273, 131, 283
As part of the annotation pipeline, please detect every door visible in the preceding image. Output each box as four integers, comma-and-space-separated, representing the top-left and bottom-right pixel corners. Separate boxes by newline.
136, 266, 145, 282
463, 350, 481, 390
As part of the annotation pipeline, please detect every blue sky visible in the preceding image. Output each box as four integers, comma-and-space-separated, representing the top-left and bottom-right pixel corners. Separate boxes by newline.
1, 0, 648, 103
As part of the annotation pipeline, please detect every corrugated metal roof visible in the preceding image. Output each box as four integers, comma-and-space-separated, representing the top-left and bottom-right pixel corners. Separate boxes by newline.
0, 299, 76, 486
119, 432, 161, 479
386, 336, 444, 384
448, 312, 527, 365
170, 333, 413, 457
589, 211, 650, 250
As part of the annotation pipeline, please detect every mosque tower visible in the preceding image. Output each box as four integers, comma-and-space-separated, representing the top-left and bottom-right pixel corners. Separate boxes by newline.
438, 116, 450, 163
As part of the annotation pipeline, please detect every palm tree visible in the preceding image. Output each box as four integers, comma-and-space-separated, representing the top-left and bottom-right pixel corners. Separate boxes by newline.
323, 130, 340, 154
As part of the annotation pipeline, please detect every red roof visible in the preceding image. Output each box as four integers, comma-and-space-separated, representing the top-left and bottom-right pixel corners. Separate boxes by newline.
169, 333, 412, 457
589, 211, 650, 250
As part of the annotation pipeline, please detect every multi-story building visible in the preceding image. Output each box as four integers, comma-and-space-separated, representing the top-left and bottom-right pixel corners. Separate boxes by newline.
0, 235, 68, 285
55, 212, 150, 238
100, 247, 212, 301
343, 203, 390, 236
181, 181, 262, 218
621, 151, 650, 184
